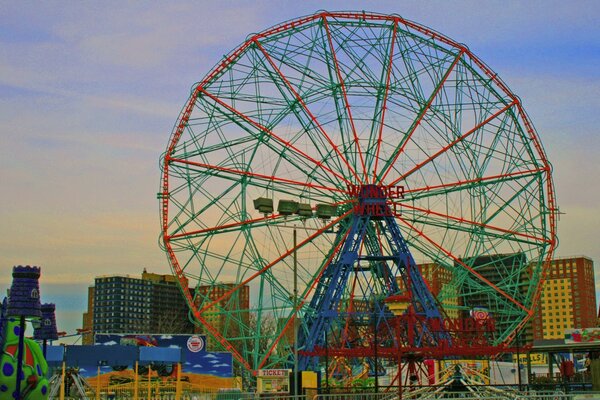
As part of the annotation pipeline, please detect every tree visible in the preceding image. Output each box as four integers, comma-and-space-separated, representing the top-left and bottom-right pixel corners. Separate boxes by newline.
153, 309, 194, 334
232, 312, 279, 388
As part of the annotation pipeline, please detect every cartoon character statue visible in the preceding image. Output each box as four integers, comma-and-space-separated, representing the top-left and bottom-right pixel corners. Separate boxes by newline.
0, 298, 49, 399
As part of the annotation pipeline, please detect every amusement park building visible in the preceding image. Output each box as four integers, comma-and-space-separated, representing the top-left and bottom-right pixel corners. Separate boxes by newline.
82, 270, 194, 343
532, 256, 597, 340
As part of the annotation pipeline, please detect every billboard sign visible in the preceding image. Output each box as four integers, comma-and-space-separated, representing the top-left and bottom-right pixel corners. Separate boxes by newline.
94, 334, 232, 377
63, 334, 238, 390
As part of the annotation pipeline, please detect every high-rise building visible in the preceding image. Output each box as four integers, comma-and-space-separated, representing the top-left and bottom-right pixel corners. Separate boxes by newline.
86, 269, 194, 337
532, 256, 597, 340
143, 271, 194, 332
82, 286, 95, 344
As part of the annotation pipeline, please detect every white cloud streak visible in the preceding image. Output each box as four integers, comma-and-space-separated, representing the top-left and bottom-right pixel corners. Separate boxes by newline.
1, 0, 598, 336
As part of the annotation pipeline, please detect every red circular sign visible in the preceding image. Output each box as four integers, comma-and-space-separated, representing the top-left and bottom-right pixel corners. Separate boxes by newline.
187, 335, 204, 352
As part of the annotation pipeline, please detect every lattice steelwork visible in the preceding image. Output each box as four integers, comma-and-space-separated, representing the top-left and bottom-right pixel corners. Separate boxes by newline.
159, 11, 557, 373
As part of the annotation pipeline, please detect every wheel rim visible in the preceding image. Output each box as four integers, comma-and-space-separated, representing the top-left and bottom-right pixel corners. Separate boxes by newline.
160, 11, 557, 372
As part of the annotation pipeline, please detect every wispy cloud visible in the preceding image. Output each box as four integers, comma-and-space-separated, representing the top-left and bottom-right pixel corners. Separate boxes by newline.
1, 0, 598, 338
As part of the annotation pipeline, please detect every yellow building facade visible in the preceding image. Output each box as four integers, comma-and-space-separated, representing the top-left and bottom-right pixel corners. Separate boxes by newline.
533, 256, 596, 340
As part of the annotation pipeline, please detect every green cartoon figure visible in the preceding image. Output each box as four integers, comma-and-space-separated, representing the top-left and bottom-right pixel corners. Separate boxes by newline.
0, 317, 50, 398
1, 275, 50, 399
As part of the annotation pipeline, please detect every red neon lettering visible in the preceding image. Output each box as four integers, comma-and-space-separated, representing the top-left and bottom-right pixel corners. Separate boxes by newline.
347, 185, 405, 199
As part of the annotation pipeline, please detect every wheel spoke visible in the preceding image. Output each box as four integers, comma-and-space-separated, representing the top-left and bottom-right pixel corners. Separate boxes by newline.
388, 100, 517, 187
254, 38, 363, 184
169, 157, 344, 194
198, 210, 352, 314
404, 168, 547, 201
256, 225, 352, 370
372, 20, 398, 183
395, 201, 551, 245
322, 15, 368, 183
395, 214, 530, 314
198, 86, 353, 187
378, 48, 466, 184
169, 198, 355, 241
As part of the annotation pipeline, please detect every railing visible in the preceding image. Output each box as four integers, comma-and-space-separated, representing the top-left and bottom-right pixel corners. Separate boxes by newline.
313, 393, 396, 400
49, 391, 600, 400
51, 382, 241, 399
48, 380, 600, 400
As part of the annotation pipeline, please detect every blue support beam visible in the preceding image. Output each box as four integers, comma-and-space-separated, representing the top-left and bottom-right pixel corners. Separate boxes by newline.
298, 185, 450, 370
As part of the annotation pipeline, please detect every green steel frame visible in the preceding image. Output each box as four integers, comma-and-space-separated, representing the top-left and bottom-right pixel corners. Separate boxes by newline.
159, 11, 557, 374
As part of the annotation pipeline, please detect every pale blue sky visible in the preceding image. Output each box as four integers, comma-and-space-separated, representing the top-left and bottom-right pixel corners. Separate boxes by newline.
1, 1, 599, 338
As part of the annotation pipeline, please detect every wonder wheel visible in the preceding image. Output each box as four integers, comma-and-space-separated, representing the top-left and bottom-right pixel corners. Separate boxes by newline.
159, 11, 557, 373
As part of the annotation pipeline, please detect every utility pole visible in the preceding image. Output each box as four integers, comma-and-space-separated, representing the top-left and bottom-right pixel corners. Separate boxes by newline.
293, 227, 299, 396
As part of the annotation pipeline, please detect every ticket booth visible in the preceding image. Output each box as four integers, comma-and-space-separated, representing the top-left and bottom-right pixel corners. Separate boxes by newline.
257, 369, 291, 395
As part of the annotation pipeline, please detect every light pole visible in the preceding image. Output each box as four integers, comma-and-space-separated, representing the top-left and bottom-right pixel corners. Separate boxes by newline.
293, 226, 299, 396
516, 329, 522, 390
255, 197, 336, 395
325, 329, 329, 393
374, 309, 379, 393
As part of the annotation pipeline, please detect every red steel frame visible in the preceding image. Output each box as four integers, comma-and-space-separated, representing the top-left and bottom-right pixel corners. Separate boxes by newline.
160, 11, 557, 374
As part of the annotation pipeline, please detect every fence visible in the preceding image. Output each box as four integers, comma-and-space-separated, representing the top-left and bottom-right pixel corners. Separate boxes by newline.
49, 390, 600, 400
47, 365, 600, 400
52, 381, 241, 400
312, 393, 600, 400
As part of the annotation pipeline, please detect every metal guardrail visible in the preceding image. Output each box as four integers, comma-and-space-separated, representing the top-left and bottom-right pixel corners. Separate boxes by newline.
311, 392, 600, 400
314, 394, 396, 400
50, 388, 600, 400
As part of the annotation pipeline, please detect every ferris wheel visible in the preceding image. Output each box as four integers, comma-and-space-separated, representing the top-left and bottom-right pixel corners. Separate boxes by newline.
159, 11, 556, 373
